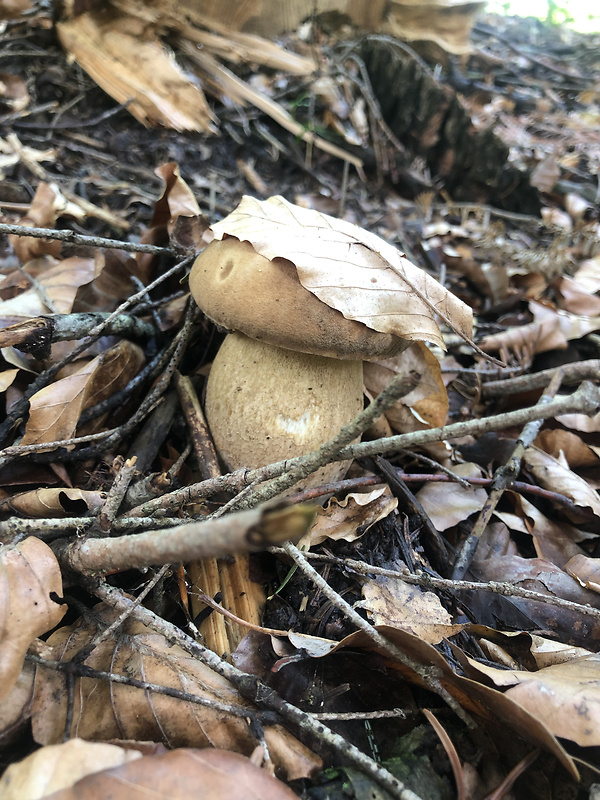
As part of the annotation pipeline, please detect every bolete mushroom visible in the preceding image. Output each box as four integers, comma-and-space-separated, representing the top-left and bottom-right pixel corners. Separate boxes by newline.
189, 236, 411, 488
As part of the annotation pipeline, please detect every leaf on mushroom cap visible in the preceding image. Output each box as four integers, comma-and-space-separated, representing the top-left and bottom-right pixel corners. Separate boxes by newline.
210, 195, 473, 351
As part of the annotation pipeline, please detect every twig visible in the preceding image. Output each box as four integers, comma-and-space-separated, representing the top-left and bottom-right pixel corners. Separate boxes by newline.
57, 506, 316, 575
482, 359, 600, 397
28, 654, 268, 719
287, 553, 600, 621
122, 380, 600, 519
452, 370, 565, 579
87, 579, 425, 800
280, 541, 474, 728
94, 457, 139, 534
174, 372, 221, 479
0, 221, 173, 254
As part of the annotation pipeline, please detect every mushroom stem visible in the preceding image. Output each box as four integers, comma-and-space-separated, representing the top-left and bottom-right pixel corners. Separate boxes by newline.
205, 332, 365, 490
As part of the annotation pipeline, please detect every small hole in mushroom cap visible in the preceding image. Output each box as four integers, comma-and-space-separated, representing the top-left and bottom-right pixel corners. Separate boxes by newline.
219, 257, 235, 280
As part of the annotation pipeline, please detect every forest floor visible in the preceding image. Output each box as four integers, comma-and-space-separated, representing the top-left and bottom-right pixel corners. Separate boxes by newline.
1, 6, 600, 800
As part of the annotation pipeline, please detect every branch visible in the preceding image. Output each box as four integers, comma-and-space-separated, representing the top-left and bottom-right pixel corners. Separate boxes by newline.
56, 506, 316, 574
0, 221, 173, 254
122, 380, 600, 519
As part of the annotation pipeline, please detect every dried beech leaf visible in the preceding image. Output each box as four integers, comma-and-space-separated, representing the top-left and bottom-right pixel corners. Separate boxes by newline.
211, 195, 473, 350
516, 496, 588, 567
0, 71, 29, 113
471, 523, 600, 647
461, 651, 600, 747
0, 257, 95, 325
324, 626, 577, 778
0, 739, 142, 800
522, 446, 600, 521
39, 748, 298, 800
0, 538, 65, 700
572, 257, 600, 294
0, 487, 106, 517
527, 634, 593, 669
415, 463, 487, 531
0, 661, 35, 745
0, 368, 18, 392
153, 162, 201, 226
363, 341, 449, 432
21, 341, 145, 446
555, 408, 600, 434
535, 428, 600, 469
356, 576, 464, 644
555, 276, 600, 316
8, 183, 84, 264
481, 300, 600, 356
564, 554, 600, 592
32, 604, 320, 780
299, 486, 397, 548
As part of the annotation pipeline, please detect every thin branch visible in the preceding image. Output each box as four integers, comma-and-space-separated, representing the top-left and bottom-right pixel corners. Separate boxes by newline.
452, 370, 564, 579
122, 380, 600, 519
28, 654, 267, 719
57, 506, 316, 574
0, 221, 173, 254
288, 553, 600, 621
482, 359, 600, 397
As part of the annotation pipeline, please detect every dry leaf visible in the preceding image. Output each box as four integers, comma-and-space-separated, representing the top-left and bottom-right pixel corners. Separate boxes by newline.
554, 408, 600, 435
326, 625, 577, 777
462, 652, 600, 748
0, 661, 35, 746
0, 739, 142, 800
0, 369, 19, 393
534, 428, 600, 469
471, 523, 600, 647
32, 604, 321, 780
564, 554, 600, 592
0, 488, 106, 517
21, 340, 145, 446
0, 72, 29, 113
527, 634, 593, 669
415, 463, 487, 531
39, 748, 299, 800
572, 257, 600, 294
522, 446, 600, 522
72, 249, 140, 314
211, 195, 473, 351
481, 300, 600, 356
0, 538, 65, 700
516, 495, 589, 567
363, 341, 449, 432
530, 155, 560, 192
8, 183, 85, 263
555, 276, 600, 316
356, 576, 464, 644
298, 486, 397, 549
0, 257, 95, 325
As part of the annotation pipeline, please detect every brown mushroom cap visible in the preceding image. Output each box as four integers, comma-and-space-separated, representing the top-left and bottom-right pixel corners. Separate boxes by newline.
190, 237, 406, 360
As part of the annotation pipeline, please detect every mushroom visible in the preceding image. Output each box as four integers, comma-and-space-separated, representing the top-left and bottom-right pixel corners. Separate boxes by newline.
189, 236, 410, 488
